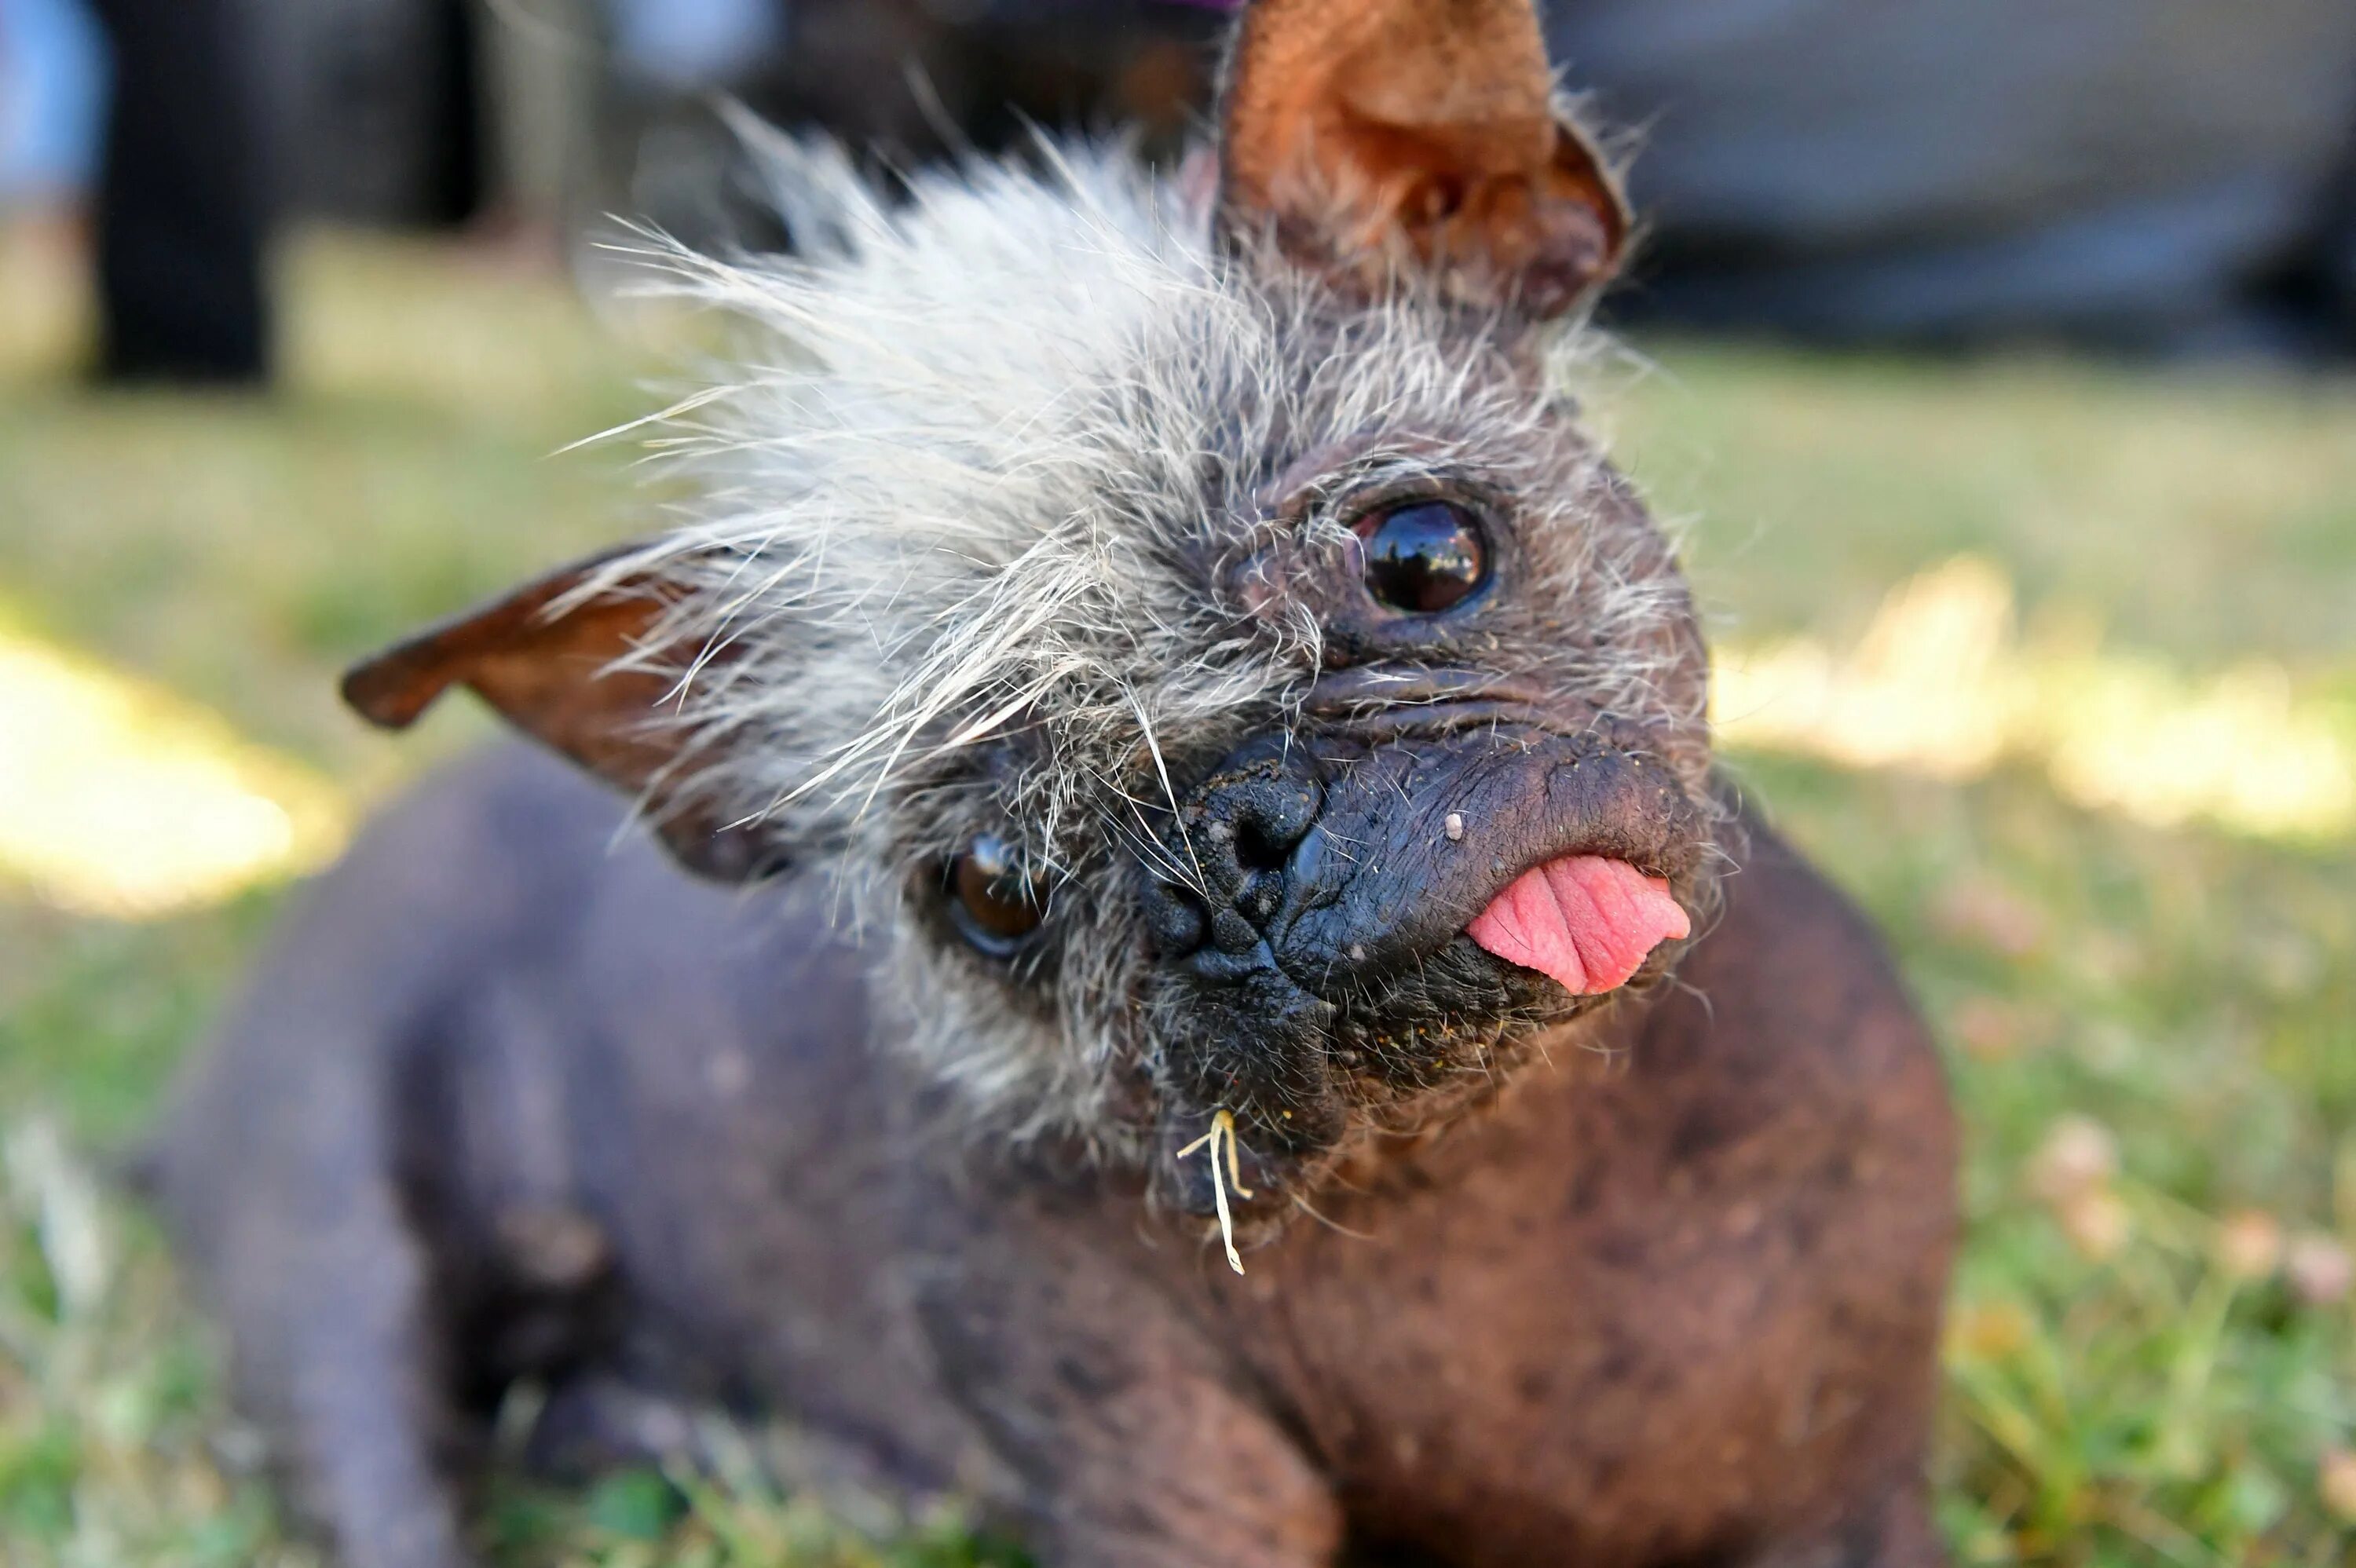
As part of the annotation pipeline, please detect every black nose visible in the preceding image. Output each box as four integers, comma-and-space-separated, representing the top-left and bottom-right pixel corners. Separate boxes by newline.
1142, 741, 1323, 959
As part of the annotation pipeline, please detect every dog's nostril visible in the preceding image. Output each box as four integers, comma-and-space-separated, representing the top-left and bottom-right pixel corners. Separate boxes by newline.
1143, 752, 1323, 959
1229, 785, 1318, 872
1234, 820, 1291, 874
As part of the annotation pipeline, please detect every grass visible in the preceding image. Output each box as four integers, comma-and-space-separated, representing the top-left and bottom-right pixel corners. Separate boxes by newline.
1, 225, 2352, 1565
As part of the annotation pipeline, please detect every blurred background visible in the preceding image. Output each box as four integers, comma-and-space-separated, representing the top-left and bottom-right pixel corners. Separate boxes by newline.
1, 2, 2353, 1563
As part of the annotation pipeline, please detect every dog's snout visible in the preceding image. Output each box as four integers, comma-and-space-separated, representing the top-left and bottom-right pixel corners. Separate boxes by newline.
1143, 747, 1323, 959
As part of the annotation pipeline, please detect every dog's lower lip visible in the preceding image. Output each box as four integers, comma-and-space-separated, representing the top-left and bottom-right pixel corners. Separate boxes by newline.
1464, 855, 1688, 995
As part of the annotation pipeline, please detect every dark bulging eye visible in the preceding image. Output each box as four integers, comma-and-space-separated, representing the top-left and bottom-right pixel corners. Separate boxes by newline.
1352, 501, 1489, 614
948, 833, 1048, 956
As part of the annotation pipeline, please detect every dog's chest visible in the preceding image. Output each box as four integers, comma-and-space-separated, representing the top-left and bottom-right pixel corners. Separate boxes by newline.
1196, 1073, 1863, 1561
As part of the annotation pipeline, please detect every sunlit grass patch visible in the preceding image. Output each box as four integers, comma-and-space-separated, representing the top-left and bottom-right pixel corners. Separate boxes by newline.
1716, 557, 2355, 839
0, 622, 347, 917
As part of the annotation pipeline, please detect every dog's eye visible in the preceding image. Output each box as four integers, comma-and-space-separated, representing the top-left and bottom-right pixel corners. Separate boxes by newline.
1352, 501, 1489, 613
948, 834, 1048, 955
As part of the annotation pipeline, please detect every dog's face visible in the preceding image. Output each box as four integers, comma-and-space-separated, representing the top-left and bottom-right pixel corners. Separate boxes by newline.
346, 0, 1718, 1223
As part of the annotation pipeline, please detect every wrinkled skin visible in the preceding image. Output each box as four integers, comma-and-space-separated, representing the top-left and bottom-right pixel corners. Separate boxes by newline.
151, 3, 1958, 1557
1142, 719, 1708, 1209
150, 744, 1955, 1568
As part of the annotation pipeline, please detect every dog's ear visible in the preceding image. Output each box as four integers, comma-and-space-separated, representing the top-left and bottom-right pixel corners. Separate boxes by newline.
1217, 0, 1627, 316
342, 546, 781, 883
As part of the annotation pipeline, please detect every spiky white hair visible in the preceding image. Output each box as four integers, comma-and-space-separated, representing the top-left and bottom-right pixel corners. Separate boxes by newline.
589, 131, 1699, 1149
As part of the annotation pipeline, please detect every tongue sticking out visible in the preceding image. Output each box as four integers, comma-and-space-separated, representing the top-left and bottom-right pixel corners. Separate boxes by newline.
1465, 856, 1690, 996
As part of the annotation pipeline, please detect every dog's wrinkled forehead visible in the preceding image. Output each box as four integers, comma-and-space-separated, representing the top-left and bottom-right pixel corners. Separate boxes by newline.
627, 141, 1637, 872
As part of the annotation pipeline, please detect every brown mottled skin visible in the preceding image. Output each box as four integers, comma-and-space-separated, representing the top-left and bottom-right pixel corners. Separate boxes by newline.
149, 2, 1957, 1561
152, 744, 1953, 1568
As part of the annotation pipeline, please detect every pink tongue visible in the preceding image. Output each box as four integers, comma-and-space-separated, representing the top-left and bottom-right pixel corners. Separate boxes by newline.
1465, 856, 1690, 995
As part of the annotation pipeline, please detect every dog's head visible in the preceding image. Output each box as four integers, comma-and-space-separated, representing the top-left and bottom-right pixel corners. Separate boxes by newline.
347, 0, 1719, 1233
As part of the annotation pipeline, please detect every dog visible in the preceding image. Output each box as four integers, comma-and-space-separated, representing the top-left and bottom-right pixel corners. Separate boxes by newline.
150, 2, 1957, 1563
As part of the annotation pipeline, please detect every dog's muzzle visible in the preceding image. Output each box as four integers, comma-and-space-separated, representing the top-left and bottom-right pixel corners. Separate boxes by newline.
1135, 720, 1708, 1214
1143, 725, 1702, 993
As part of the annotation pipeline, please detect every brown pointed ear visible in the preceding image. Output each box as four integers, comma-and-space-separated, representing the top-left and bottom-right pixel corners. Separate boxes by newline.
1217, 0, 1628, 316
342, 546, 782, 883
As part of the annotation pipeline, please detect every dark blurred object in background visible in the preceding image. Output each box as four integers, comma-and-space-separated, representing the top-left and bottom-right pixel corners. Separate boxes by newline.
738, 0, 1214, 158
90, 0, 274, 383
16, 0, 2356, 360
610, 0, 1220, 250
251, 0, 1220, 259
251, 0, 602, 251
1548, 0, 2356, 356
603, 0, 2356, 356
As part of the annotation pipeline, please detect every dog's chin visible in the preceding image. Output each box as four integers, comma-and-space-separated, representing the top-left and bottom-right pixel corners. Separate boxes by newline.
1149, 917, 1689, 1228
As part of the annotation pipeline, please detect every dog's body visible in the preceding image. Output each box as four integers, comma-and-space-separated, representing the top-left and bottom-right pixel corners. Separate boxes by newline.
152, 2, 1958, 1562
157, 744, 1952, 1567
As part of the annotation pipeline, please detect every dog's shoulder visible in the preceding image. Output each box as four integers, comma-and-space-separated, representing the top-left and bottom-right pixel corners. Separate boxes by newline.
1665, 801, 1941, 1094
